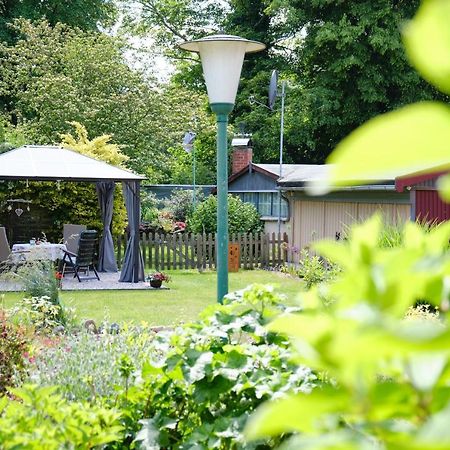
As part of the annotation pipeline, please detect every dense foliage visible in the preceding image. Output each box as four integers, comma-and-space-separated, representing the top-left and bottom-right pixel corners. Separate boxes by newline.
114, 285, 315, 449
0, 19, 217, 183
188, 195, 263, 235
0, 385, 123, 449
0, 311, 29, 395
0, 0, 116, 42
246, 216, 450, 449
129, 0, 443, 164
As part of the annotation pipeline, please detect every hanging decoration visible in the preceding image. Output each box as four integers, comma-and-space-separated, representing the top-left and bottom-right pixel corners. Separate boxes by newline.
6, 199, 32, 218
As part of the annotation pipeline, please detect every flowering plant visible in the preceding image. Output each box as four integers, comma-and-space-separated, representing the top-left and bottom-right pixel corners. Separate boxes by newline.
147, 271, 170, 283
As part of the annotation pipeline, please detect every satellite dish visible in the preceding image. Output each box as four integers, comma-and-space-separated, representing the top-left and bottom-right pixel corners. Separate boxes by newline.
182, 131, 196, 153
268, 70, 278, 110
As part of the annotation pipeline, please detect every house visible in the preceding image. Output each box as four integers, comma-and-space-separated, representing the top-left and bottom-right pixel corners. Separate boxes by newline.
279, 165, 450, 252
228, 138, 291, 234
227, 138, 449, 250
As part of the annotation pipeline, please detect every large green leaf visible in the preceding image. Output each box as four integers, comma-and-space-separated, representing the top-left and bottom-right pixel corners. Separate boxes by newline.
244, 387, 349, 439
308, 102, 450, 193
403, 0, 450, 95
437, 174, 450, 202
407, 354, 447, 392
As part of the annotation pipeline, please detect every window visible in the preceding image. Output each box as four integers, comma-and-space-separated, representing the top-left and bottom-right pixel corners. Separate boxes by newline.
236, 192, 289, 219
272, 195, 288, 219
259, 193, 272, 216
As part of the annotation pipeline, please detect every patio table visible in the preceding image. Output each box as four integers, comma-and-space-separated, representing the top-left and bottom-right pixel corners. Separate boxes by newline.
11, 243, 67, 262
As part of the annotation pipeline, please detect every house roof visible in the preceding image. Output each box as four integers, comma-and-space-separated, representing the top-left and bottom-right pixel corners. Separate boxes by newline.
0, 145, 145, 182
229, 162, 450, 192
255, 164, 328, 182
231, 137, 252, 147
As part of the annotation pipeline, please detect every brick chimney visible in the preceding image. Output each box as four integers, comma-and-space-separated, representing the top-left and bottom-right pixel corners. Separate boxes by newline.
231, 137, 253, 174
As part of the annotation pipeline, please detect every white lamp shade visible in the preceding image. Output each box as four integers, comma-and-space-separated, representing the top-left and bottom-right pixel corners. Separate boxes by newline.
180, 35, 265, 105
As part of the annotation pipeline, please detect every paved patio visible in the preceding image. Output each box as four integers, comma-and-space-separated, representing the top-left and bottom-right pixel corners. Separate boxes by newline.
0, 272, 169, 292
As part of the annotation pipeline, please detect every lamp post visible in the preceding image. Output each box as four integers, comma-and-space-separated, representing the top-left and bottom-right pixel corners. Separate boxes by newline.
180, 34, 265, 302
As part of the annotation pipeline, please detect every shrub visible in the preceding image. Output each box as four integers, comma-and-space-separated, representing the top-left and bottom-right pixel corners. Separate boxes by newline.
281, 249, 340, 289
0, 384, 123, 449
6, 259, 75, 328
296, 250, 328, 288
140, 190, 159, 224
188, 194, 263, 234
13, 259, 59, 305
115, 285, 315, 449
0, 311, 29, 395
9, 296, 76, 334
162, 188, 204, 222
27, 324, 155, 402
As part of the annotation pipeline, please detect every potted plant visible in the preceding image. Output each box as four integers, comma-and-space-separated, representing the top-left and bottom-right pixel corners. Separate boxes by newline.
147, 271, 170, 288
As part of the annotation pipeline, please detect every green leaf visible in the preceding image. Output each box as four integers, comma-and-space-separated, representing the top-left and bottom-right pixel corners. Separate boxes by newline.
309, 102, 450, 193
407, 354, 447, 392
403, 0, 450, 94
134, 419, 160, 450
418, 403, 450, 445
437, 174, 450, 202
245, 387, 349, 439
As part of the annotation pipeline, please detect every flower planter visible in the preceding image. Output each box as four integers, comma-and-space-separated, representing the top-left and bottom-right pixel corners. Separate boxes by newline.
150, 279, 162, 288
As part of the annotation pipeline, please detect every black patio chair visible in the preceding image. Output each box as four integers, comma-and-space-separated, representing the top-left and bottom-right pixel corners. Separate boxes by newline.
60, 230, 100, 282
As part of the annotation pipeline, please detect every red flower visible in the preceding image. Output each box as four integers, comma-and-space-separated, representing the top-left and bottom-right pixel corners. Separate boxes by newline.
55, 271, 63, 280
148, 271, 170, 282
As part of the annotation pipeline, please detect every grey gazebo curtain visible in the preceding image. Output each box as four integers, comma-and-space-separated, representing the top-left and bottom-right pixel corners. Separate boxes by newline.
96, 181, 118, 272
119, 180, 144, 282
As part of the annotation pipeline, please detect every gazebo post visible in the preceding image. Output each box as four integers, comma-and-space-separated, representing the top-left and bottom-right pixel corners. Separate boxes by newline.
119, 180, 145, 283
133, 181, 141, 282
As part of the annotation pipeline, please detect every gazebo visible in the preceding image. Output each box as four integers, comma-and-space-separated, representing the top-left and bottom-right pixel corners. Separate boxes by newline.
0, 145, 145, 283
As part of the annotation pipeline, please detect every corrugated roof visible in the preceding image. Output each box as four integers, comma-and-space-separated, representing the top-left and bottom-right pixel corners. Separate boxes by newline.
0, 145, 145, 181
231, 138, 252, 146
254, 163, 327, 181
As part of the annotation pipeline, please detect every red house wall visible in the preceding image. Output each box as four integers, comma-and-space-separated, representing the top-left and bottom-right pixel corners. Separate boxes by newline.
415, 190, 450, 223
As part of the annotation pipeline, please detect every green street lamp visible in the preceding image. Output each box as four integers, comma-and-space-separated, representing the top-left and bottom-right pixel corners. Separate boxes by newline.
180, 34, 265, 302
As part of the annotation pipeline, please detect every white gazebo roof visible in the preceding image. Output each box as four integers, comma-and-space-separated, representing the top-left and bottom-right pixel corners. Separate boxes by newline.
0, 145, 145, 182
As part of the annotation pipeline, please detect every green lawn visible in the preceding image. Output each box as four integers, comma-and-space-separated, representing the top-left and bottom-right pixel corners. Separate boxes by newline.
1, 270, 303, 326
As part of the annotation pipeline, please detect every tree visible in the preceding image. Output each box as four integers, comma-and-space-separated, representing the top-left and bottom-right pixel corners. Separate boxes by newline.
0, 0, 117, 42
274, 0, 445, 162
130, 0, 445, 165
0, 19, 215, 182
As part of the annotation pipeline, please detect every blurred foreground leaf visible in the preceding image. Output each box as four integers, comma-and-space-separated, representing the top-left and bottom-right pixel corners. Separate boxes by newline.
403, 0, 450, 95
309, 102, 450, 193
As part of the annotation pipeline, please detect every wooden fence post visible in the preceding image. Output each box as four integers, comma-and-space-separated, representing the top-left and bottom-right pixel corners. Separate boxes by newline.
155, 233, 160, 270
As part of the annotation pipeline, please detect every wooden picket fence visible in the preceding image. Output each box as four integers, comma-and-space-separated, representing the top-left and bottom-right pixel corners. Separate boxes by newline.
115, 232, 288, 270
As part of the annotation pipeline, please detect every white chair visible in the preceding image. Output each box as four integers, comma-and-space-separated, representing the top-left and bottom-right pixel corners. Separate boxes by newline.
0, 226, 11, 264
63, 224, 87, 254
0, 226, 28, 267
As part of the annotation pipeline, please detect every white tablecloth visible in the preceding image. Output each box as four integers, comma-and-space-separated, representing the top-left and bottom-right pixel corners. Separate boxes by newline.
11, 243, 67, 262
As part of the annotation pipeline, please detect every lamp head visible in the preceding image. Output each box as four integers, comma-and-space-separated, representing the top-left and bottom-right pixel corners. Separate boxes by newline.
179, 34, 265, 106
